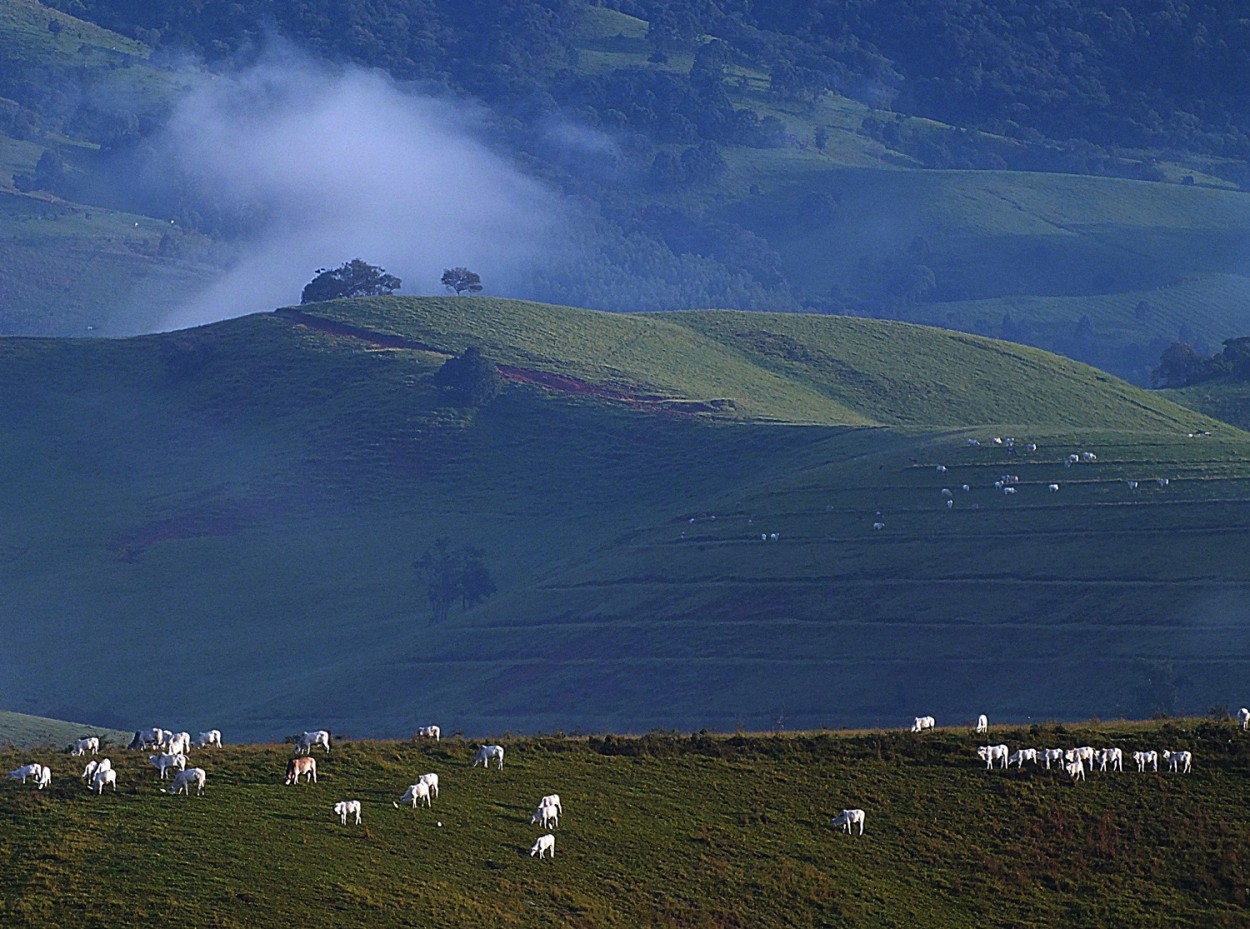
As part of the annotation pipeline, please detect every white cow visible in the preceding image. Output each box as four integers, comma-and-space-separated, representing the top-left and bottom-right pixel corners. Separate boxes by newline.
415, 725, 441, 741
167, 732, 192, 756
911, 716, 935, 733
92, 768, 117, 794
872, 522, 885, 531
1096, 747, 1123, 772
1163, 750, 1193, 773
334, 800, 362, 825
81, 758, 112, 782
169, 767, 206, 796
472, 745, 505, 769
1040, 748, 1066, 770
1132, 750, 1159, 772
1048, 483, 1060, 493
1008, 748, 1038, 768
539, 793, 562, 815
532, 802, 559, 829
194, 730, 223, 749
71, 737, 99, 757
419, 772, 440, 800
1237, 707, 1250, 731
975, 714, 988, 734
297, 730, 332, 754
530, 834, 556, 859
1064, 746, 1096, 768
978, 744, 1009, 769
148, 752, 187, 779
9, 763, 51, 788
1065, 758, 1085, 782
830, 809, 866, 835
394, 782, 432, 809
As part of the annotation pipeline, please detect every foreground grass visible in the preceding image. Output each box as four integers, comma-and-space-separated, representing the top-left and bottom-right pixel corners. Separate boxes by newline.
1, 722, 1247, 928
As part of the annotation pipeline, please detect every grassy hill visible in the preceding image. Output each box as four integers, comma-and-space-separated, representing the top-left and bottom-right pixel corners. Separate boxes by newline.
2, 1, 1250, 386
1, 296, 1248, 738
0, 712, 127, 751
2, 722, 1249, 928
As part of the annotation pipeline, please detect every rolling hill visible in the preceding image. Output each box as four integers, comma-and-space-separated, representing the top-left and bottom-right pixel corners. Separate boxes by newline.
1, 722, 1248, 928
1, 296, 1248, 739
1, 0, 1249, 386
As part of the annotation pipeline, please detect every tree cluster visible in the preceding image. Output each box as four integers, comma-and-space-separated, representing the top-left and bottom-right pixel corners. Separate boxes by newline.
412, 538, 496, 625
301, 259, 401, 304
1152, 337, 1250, 388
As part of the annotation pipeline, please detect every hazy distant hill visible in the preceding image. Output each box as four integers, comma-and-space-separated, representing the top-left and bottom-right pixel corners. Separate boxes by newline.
1, 296, 1247, 738
1, 0, 1248, 383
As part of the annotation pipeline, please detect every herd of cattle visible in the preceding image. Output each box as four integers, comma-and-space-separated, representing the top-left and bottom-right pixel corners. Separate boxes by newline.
9, 710, 1248, 849
5, 727, 559, 859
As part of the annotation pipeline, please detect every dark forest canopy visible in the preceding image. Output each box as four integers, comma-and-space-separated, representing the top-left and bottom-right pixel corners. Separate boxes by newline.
46, 0, 1250, 159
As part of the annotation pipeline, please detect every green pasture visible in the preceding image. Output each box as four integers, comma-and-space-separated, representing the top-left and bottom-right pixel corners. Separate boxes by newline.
1, 724, 1248, 928
0, 297, 1247, 737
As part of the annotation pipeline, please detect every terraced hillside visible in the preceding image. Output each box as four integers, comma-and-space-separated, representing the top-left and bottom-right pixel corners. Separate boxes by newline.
1, 722, 1248, 928
0, 297, 1246, 737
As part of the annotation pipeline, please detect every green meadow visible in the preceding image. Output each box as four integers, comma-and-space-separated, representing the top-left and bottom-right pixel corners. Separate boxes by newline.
1, 721, 1248, 928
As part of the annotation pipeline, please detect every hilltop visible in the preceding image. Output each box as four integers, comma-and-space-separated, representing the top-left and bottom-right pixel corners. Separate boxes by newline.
1, 1, 1249, 382
1, 721, 1248, 928
0, 297, 1247, 737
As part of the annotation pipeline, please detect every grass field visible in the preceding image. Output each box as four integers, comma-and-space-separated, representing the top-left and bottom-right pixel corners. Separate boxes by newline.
1, 721, 1248, 928
0, 297, 1247, 738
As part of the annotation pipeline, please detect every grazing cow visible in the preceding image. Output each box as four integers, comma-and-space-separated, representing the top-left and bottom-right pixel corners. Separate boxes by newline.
71, 737, 99, 757
194, 730, 223, 749
941, 488, 953, 498
1157, 478, 1170, 488
167, 732, 192, 756
1025, 443, 1038, 453
1081, 452, 1097, 462
975, 714, 988, 734
1048, 483, 1060, 493
1008, 748, 1038, 768
962, 484, 971, 492
415, 725, 440, 741
169, 767, 206, 796
1126, 480, 1138, 491
977, 744, 1009, 769
129, 728, 163, 750
419, 773, 439, 800
297, 730, 331, 754
1097, 747, 1123, 772
872, 522, 885, 531
1064, 747, 1096, 768
966, 438, 981, 447
1163, 750, 1193, 773
1040, 748, 1066, 770
935, 465, 946, 473
9, 765, 44, 785
1132, 750, 1159, 772
911, 716, 935, 733
92, 768, 117, 794
540, 794, 562, 815
830, 809, 866, 835
334, 800, 362, 825
284, 756, 317, 785
394, 782, 431, 808
148, 753, 187, 780
532, 802, 559, 829
1003, 486, 1017, 495
472, 745, 505, 769
82, 758, 112, 782
1238, 707, 1250, 731
530, 834, 556, 859
1065, 759, 1085, 782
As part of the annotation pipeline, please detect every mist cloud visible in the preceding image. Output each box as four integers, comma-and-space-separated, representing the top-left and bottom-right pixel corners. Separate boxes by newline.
155, 44, 568, 331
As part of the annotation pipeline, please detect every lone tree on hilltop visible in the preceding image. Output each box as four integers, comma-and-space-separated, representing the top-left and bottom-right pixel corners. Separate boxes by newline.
301, 258, 401, 304
433, 345, 501, 407
441, 266, 483, 295
413, 537, 496, 625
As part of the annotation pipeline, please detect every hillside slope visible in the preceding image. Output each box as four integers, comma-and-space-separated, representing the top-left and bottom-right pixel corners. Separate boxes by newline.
0, 297, 1247, 737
